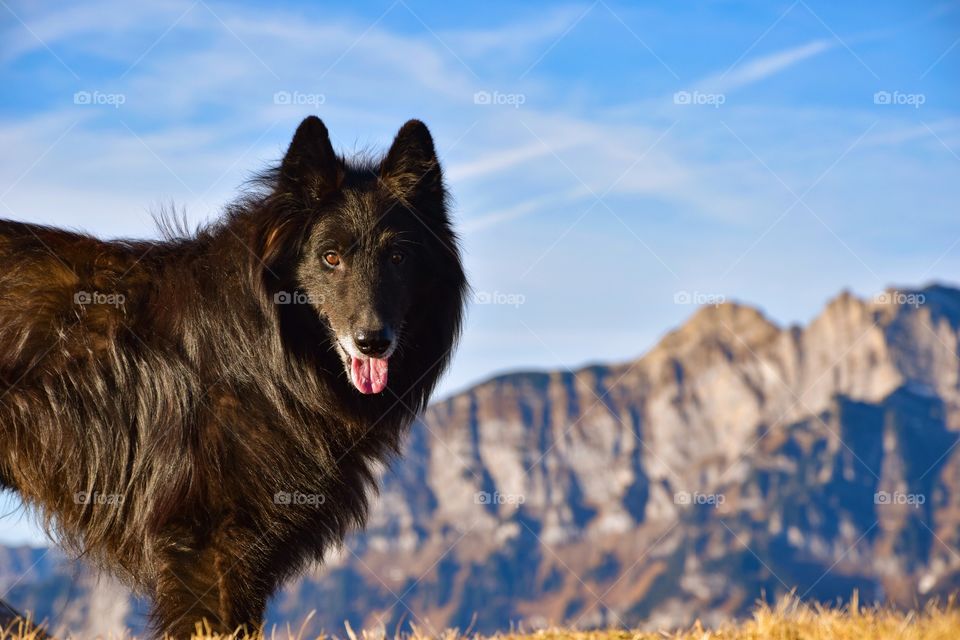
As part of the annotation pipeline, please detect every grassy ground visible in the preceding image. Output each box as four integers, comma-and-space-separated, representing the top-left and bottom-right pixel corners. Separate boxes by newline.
3, 594, 959, 639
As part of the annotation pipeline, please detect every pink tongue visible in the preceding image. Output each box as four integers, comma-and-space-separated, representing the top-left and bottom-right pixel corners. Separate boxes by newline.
350, 357, 389, 394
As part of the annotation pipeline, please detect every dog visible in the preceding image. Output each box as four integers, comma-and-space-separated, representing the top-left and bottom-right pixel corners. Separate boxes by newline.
0, 116, 467, 637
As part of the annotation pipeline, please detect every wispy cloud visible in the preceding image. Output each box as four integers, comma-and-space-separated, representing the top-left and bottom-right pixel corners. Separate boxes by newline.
440, 5, 589, 59
701, 39, 836, 94
459, 186, 592, 232
447, 137, 589, 182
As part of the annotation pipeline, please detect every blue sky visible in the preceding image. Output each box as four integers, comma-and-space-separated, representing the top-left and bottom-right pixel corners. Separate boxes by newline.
0, 0, 958, 544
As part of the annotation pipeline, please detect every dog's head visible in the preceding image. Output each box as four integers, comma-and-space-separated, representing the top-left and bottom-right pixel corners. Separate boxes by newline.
263, 117, 465, 396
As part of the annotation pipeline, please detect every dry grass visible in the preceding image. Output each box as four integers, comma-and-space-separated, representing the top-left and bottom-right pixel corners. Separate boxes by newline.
2, 594, 959, 639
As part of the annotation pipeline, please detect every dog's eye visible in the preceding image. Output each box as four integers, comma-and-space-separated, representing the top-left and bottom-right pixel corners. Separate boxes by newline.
390, 251, 405, 265
323, 251, 341, 267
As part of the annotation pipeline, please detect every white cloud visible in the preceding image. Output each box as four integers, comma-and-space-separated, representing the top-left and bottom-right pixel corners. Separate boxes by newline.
440, 5, 589, 59
447, 138, 587, 182
699, 39, 836, 94
459, 186, 592, 232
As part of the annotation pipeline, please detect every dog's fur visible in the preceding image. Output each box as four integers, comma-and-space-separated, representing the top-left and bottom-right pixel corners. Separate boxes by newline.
0, 117, 466, 637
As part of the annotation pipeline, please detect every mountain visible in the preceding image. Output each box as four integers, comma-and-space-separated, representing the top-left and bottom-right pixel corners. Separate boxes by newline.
3, 284, 960, 636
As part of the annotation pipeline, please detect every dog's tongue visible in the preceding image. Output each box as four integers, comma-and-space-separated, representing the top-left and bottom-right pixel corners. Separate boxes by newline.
350, 357, 389, 394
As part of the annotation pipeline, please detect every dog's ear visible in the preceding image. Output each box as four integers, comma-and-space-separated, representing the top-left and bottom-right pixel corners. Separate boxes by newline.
279, 116, 341, 198
380, 120, 444, 208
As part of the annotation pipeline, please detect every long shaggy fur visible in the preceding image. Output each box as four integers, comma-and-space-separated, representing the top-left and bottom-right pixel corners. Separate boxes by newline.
0, 117, 466, 637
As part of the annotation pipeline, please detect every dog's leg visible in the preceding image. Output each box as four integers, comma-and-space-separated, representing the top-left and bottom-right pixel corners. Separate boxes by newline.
210, 528, 270, 638
152, 546, 226, 639
151, 526, 270, 638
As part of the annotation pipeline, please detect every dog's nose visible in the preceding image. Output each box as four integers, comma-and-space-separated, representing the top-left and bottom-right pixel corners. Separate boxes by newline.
354, 329, 392, 357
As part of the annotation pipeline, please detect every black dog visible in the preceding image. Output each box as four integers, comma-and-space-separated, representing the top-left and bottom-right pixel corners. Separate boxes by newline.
0, 117, 466, 637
